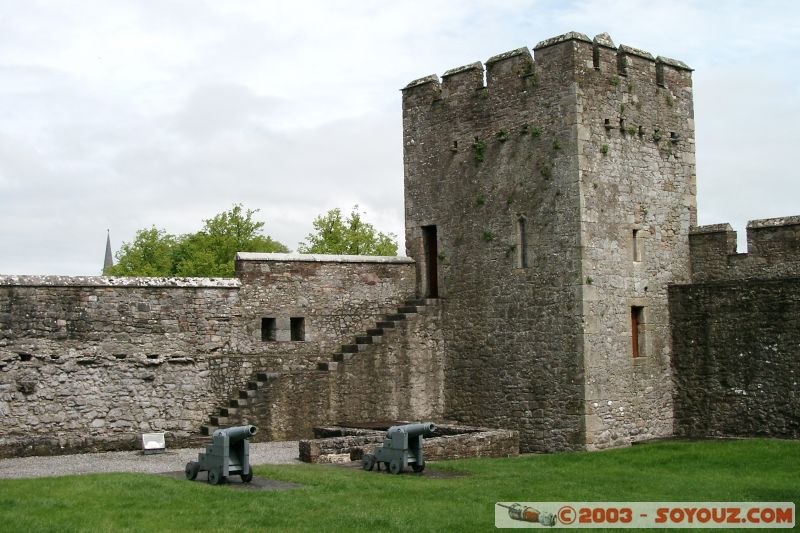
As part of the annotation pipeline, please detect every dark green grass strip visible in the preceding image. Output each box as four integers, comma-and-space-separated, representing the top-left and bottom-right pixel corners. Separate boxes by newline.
0, 439, 797, 532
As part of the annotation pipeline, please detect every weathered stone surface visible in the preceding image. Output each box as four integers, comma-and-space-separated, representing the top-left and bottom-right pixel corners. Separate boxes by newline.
299, 424, 519, 463
403, 33, 695, 452
670, 278, 800, 439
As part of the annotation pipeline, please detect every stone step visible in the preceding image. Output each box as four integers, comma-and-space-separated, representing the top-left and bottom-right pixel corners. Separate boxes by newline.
366, 328, 384, 336
355, 335, 373, 344
229, 398, 247, 408
342, 344, 359, 353
333, 352, 353, 363
201, 425, 217, 436
210, 416, 229, 426
219, 407, 238, 417
405, 298, 428, 306
317, 361, 338, 371
247, 381, 264, 390
384, 314, 406, 321
375, 321, 396, 329
239, 389, 257, 399
397, 306, 418, 314
256, 371, 281, 382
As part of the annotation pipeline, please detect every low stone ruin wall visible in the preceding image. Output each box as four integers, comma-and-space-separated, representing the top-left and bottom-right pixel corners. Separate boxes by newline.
298, 423, 519, 463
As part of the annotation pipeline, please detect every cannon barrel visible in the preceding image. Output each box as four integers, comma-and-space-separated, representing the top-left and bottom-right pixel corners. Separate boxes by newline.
387, 422, 436, 438
212, 425, 257, 442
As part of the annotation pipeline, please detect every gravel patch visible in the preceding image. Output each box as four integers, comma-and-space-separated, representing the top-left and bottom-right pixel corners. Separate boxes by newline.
0, 441, 301, 480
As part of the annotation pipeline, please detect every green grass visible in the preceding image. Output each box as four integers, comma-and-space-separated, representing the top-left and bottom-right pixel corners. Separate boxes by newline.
0, 439, 797, 532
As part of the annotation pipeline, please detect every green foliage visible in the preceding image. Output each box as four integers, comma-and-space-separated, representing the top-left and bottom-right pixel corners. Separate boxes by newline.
552, 140, 561, 150
105, 227, 177, 277
665, 94, 674, 107
652, 129, 663, 142
472, 139, 486, 164
539, 164, 552, 179
600, 144, 609, 155
626, 126, 637, 136
0, 440, 797, 532
105, 205, 288, 278
530, 126, 542, 137
475, 195, 486, 206
506, 195, 514, 205
586, 276, 594, 285
495, 129, 509, 142
297, 205, 398, 256
482, 231, 494, 242
609, 75, 620, 86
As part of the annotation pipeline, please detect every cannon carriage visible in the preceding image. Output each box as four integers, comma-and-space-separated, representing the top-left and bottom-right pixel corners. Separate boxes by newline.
185, 425, 257, 485
361, 422, 436, 474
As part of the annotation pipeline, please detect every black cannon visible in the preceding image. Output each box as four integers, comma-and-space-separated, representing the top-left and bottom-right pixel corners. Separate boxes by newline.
361, 422, 436, 474
185, 425, 257, 485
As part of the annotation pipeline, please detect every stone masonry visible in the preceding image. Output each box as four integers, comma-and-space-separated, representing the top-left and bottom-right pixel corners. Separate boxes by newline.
403, 32, 694, 451
1, 31, 798, 457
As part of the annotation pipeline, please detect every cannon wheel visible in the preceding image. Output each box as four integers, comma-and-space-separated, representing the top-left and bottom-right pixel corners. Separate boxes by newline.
185, 461, 199, 480
389, 459, 402, 475
241, 471, 253, 483
208, 469, 224, 485
411, 463, 425, 473
361, 454, 376, 471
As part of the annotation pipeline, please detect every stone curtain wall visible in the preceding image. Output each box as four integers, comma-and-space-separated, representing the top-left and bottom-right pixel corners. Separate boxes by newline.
0, 256, 418, 457
0, 277, 242, 456
669, 217, 800, 439
575, 35, 695, 448
402, 32, 694, 451
233, 253, 416, 370
689, 217, 800, 282
219, 302, 445, 441
670, 279, 800, 438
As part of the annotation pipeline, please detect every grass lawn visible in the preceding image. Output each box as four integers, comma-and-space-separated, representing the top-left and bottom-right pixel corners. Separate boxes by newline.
0, 439, 797, 532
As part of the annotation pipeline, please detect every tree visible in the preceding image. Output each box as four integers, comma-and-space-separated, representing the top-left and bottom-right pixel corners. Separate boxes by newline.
298, 205, 398, 256
105, 227, 177, 277
105, 205, 288, 278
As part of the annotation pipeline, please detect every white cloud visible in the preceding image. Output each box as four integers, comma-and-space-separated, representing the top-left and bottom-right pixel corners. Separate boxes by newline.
0, 0, 798, 273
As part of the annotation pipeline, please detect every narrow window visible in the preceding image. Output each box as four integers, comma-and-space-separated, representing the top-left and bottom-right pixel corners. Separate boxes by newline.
632, 229, 640, 262
631, 306, 644, 358
290, 317, 305, 341
592, 46, 600, 70
261, 318, 276, 342
517, 216, 528, 268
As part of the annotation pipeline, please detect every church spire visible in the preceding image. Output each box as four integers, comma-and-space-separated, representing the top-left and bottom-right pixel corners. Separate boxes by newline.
103, 230, 114, 273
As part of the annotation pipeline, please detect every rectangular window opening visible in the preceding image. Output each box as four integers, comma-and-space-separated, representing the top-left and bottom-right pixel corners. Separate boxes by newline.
632, 229, 641, 262
517, 217, 529, 268
631, 306, 644, 358
261, 317, 276, 342
290, 317, 305, 341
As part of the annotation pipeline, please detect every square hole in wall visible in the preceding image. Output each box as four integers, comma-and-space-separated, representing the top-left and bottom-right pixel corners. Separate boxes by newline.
261, 317, 276, 342
290, 317, 305, 341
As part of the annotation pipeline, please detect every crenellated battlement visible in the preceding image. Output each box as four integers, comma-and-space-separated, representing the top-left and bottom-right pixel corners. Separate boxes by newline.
402, 31, 692, 108
689, 216, 800, 282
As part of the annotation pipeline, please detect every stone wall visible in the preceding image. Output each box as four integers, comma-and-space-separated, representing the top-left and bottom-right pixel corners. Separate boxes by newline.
217, 300, 445, 441
689, 217, 800, 282
575, 34, 695, 449
0, 276, 242, 456
0, 255, 420, 457
299, 424, 519, 463
402, 32, 694, 451
670, 278, 800, 439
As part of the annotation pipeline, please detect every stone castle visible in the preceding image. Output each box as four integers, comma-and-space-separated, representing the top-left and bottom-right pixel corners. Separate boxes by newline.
1, 32, 798, 457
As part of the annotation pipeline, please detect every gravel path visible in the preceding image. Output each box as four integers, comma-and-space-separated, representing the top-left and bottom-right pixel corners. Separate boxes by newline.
0, 441, 301, 480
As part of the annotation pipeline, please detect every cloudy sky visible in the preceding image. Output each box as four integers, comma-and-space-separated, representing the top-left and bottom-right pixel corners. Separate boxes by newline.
1, 0, 798, 275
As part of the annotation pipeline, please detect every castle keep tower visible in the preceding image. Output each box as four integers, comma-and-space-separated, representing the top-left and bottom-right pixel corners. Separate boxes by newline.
403, 32, 696, 451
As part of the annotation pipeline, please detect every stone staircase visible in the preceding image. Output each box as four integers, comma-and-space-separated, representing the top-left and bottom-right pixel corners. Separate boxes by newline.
317, 298, 438, 372
200, 298, 439, 436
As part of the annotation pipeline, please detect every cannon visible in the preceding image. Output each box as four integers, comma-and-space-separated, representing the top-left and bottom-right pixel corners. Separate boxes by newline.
185, 425, 257, 485
361, 422, 436, 474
